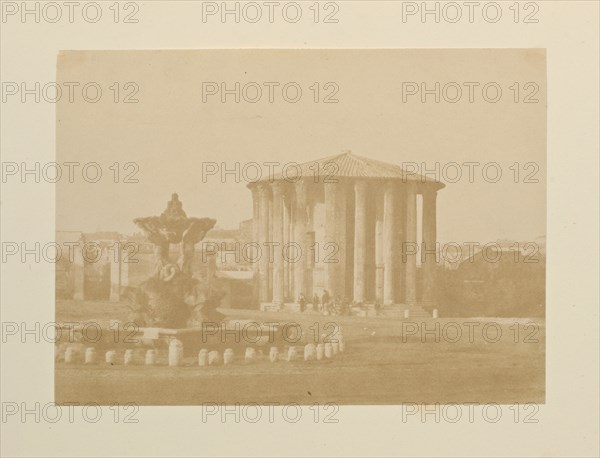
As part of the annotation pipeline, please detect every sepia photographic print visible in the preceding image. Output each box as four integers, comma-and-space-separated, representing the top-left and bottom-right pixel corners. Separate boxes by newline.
54, 49, 547, 406
2, 1, 600, 456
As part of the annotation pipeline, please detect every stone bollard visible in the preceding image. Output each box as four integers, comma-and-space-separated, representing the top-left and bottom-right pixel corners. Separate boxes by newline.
208, 350, 221, 366
324, 343, 333, 359
269, 347, 279, 363
287, 346, 298, 362
124, 349, 135, 365
245, 348, 256, 363
84, 347, 96, 364
198, 349, 208, 367
404, 309, 410, 319
168, 339, 183, 367
316, 343, 325, 360
331, 341, 339, 355
105, 350, 116, 365
145, 349, 156, 366
223, 349, 234, 365
433, 309, 439, 319
64, 347, 78, 364
304, 343, 316, 361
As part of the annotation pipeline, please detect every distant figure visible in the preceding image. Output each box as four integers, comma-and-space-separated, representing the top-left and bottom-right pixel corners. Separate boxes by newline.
343, 297, 352, 315
298, 293, 306, 313
312, 293, 320, 312
374, 301, 382, 316
332, 296, 342, 316
321, 290, 330, 309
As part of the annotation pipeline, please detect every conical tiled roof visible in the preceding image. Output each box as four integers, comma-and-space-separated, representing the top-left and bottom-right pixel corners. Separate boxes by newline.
253, 151, 444, 188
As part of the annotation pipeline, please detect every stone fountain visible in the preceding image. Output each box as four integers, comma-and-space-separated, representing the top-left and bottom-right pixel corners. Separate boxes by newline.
128, 193, 223, 329
120, 193, 288, 359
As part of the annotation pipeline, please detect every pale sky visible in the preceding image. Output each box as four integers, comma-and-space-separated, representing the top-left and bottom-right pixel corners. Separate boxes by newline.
56, 49, 546, 244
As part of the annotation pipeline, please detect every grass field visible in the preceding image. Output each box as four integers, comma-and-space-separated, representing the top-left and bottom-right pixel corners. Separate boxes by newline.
55, 300, 545, 405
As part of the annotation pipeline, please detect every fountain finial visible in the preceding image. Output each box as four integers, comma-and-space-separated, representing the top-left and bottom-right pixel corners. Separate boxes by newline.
161, 192, 186, 219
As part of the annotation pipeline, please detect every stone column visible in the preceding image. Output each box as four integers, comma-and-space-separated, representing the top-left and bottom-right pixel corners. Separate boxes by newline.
422, 188, 438, 304
353, 180, 368, 303
394, 186, 406, 303
257, 184, 271, 303
383, 182, 397, 305
305, 230, 315, 300
293, 180, 308, 301
404, 183, 417, 305
324, 182, 336, 296
271, 183, 285, 305
335, 184, 347, 299
324, 180, 348, 300
71, 239, 85, 300
120, 247, 129, 288
109, 243, 121, 302
282, 191, 291, 301
305, 197, 316, 300
268, 192, 273, 296
375, 190, 384, 304
251, 186, 259, 272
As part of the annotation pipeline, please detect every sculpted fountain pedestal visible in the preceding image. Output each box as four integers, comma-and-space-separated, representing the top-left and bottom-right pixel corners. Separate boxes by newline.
128, 193, 222, 329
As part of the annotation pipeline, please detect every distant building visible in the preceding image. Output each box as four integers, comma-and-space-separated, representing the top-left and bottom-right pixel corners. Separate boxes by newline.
201, 223, 254, 270
55, 231, 83, 300
437, 241, 546, 317
55, 222, 256, 306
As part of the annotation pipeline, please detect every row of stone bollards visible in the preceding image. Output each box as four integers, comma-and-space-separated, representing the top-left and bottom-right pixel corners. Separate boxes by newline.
63, 336, 345, 367
192, 340, 345, 367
